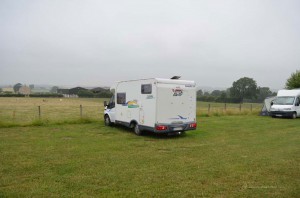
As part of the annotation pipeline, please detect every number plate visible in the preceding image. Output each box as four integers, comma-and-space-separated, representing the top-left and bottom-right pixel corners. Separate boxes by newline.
173, 127, 183, 131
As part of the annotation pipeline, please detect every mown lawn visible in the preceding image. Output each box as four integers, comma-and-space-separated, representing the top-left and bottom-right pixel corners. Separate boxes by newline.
0, 116, 299, 197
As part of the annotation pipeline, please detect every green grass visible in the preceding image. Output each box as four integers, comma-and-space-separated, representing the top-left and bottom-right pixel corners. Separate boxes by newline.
0, 97, 106, 126
0, 116, 299, 197
0, 97, 262, 127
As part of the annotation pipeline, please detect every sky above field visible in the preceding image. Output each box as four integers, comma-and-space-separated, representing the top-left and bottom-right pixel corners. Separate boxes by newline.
0, 0, 299, 89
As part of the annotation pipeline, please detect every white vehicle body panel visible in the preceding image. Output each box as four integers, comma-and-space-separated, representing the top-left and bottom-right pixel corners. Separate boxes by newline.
104, 78, 197, 133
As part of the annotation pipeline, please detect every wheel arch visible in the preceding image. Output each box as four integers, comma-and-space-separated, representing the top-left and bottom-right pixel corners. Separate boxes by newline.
129, 119, 139, 128
104, 113, 110, 119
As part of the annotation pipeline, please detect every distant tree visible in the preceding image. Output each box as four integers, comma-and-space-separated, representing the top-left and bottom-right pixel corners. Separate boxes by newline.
50, 86, 59, 93
204, 91, 210, 96
13, 83, 22, 93
211, 90, 222, 97
0, 88, 2, 93
29, 84, 34, 90
229, 77, 258, 102
197, 89, 203, 97
78, 90, 94, 98
285, 70, 300, 89
257, 87, 273, 102
225, 88, 231, 96
220, 92, 227, 99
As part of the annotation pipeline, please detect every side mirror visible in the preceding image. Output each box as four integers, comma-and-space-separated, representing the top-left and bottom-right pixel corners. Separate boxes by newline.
296, 102, 300, 107
104, 101, 107, 107
270, 101, 273, 106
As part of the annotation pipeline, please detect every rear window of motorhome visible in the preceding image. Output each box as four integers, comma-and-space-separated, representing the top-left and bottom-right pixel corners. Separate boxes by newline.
141, 84, 152, 94
117, 93, 126, 104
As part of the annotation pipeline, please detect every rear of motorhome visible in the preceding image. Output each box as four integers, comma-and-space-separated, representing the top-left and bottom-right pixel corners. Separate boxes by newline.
104, 78, 197, 135
270, 89, 300, 119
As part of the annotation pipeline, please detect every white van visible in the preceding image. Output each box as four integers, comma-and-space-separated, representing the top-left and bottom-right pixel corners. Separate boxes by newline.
104, 78, 197, 135
270, 89, 300, 119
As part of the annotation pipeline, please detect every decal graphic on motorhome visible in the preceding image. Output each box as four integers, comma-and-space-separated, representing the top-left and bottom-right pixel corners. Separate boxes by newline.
172, 88, 183, 96
127, 100, 139, 108
121, 100, 139, 108
170, 115, 188, 120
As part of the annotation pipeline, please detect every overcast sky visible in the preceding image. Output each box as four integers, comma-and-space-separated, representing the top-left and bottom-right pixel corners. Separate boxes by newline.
0, 0, 299, 89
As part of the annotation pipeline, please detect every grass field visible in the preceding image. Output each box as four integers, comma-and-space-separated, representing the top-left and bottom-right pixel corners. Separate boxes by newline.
0, 107, 299, 197
0, 97, 262, 127
0, 98, 103, 127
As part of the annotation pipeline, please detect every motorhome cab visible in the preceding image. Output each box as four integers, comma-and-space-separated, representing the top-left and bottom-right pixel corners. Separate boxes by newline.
270, 89, 300, 119
104, 78, 197, 135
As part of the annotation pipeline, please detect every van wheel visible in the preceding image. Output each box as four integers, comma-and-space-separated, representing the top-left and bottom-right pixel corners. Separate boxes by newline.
292, 112, 297, 119
104, 115, 112, 126
134, 124, 142, 136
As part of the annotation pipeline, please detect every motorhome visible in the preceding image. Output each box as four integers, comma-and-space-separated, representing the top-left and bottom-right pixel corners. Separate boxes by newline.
104, 78, 197, 135
270, 89, 300, 119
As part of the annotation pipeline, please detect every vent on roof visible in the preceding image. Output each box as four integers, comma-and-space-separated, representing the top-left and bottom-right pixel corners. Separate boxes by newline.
171, 76, 181, 80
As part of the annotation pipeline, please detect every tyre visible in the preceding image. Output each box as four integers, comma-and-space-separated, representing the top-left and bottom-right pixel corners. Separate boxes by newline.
104, 115, 112, 126
291, 112, 297, 119
134, 124, 142, 136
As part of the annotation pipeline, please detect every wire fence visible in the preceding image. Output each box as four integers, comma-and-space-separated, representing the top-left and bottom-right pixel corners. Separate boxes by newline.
197, 102, 262, 115
0, 98, 263, 126
0, 105, 103, 125
0, 97, 105, 126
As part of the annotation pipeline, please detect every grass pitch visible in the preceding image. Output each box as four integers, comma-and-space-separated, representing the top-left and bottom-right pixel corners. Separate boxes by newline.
0, 115, 299, 197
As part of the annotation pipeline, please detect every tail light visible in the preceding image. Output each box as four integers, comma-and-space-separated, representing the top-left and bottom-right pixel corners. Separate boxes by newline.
156, 125, 168, 131
189, 123, 197, 128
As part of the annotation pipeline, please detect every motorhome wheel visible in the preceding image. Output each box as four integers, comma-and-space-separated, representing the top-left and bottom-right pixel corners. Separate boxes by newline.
134, 124, 142, 136
104, 115, 112, 126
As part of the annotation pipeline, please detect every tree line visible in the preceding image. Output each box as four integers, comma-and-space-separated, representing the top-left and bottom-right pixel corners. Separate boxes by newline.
1, 70, 299, 100
197, 80, 276, 103
198, 70, 300, 103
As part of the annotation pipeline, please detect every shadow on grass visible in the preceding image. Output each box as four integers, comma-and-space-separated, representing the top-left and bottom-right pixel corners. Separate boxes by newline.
109, 124, 188, 140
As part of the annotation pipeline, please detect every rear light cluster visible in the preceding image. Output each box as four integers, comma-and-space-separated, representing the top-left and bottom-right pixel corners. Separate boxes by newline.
156, 125, 168, 131
189, 123, 197, 128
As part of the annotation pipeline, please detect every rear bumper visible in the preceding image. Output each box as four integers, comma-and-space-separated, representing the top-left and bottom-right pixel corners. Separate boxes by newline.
269, 111, 294, 117
139, 122, 197, 133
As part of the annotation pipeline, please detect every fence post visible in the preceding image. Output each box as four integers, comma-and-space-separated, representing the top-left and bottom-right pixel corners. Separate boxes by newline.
239, 103, 242, 112
80, 105, 83, 118
38, 106, 41, 119
250, 104, 253, 112
224, 103, 227, 111
208, 104, 211, 113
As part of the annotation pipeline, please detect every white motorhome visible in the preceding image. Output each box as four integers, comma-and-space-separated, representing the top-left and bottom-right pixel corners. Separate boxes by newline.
270, 89, 300, 119
104, 78, 197, 135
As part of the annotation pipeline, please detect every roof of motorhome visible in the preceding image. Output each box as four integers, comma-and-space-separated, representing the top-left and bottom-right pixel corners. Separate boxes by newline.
277, 89, 300, 96
109, 78, 196, 92
115, 78, 196, 85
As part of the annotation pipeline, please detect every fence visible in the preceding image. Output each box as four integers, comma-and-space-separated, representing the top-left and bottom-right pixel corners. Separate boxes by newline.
0, 98, 263, 126
0, 97, 106, 126
0, 105, 103, 125
196, 102, 262, 115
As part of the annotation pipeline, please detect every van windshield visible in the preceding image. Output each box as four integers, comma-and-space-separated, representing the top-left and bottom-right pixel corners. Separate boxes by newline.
274, 96, 295, 105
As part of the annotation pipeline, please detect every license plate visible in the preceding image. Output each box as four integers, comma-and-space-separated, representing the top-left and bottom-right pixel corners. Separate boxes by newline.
173, 127, 182, 131
276, 114, 282, 117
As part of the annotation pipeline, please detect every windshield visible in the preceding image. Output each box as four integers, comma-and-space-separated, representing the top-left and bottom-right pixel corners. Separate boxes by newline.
274, 96, 295, 105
